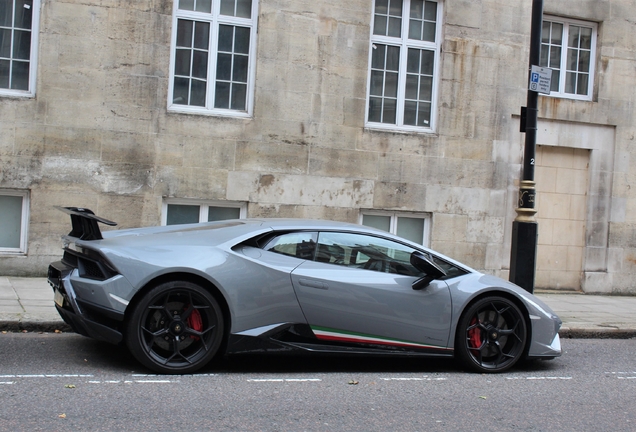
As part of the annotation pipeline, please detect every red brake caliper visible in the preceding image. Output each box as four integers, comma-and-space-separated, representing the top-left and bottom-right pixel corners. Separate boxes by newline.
187, 308, 203, 341
468, 317, 481, 350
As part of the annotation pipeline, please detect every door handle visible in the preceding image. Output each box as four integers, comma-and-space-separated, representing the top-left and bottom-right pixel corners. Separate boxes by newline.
298, 279, 328, 290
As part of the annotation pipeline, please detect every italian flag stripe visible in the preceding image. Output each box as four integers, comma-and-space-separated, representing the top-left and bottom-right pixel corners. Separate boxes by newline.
311, 326, 450, 351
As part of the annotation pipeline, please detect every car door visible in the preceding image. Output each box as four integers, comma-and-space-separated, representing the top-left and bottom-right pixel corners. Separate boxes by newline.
290, 231, 452, 351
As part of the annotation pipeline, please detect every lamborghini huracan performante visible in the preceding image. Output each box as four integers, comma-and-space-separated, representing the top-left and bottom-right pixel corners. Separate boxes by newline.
48, 207, 562, 374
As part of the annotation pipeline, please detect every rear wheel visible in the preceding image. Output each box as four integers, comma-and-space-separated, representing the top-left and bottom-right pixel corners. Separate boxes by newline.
456, 296, 527, 373
125, 281, 224, 374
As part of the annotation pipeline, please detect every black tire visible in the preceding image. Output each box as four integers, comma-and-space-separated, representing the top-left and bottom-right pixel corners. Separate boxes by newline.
455, 296, 527, 373
125, 281, 224, 374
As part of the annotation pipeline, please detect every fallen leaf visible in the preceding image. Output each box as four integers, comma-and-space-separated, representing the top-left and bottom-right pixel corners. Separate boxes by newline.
58, 414, 66, 419
55, 329, 62, 333
348, 380, 359, 385
64, 384, 76, 389
479, 396, 487, 399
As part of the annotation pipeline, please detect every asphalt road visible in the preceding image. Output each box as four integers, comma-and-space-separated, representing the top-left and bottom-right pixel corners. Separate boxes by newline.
1, 333, 635, 431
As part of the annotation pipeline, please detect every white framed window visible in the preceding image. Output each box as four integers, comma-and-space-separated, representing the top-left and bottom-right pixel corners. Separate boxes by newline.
0, 0, 40, 97
162, 198, 247, 225
540, 16, 597, 100
0, 189, 29, 254
168, 0, 258, 117
360, 211, 431, 246
365, 0, 442, 132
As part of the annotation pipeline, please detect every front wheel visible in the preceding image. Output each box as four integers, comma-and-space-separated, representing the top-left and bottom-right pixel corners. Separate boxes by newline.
456, 296, 527, 373
125, 281, 224, 374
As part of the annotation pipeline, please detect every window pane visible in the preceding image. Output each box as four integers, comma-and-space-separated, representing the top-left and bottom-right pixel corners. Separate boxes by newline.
196, 0, 212, 13
234, 27, 250, 54
422, 21, 435, 42
420, 50, 434, 75
216, 53, 232, 80
384, 71, 398, 97
173, 77, 190, 103
580, 27, 592, 49
386, 45, 399, 71
179, 0, 195, 11
371, 44, 386, 69
407, 48, 419, 73
176, 20, 193, 47
11, 60, 28, 90
550, 68, 559, 91
220, 0, 234, 15
362, 214, 391, 232
578, 50, 590, 72
0, 28, 11, 57
382, 98, 396, 123
190, 79, 206, 106
568, 26, 580, 48
15, 0, 33, 30
218, 25, 233, 52
214, 81, 230, 108
403, 100, 417, 125
208, 206, 240, 221
565, 71, 575, 93
409, 0, 423, 19
0, 195, 23, 248
408, 19, 421, 40
576, 73, 588, 95
424, 1, 437, 21
541, 21, 550, 44
373, 15, 387, 36
567, 48, 577, 71
551, 23, 563, 44
232, 54, 248, 82
375, 0, 388, 15
174, 49, 191, 76
396, 217, 424, 244
193, 22, 209, 50
237, 0, 252, 18
420, 76, 432, 100
13, 30, 31, 60
388, 0, 402, 16
368, 97, 382, 122
417, 102, 431, 126
369, 70, 384, 96
0, 1, 13, 27
539, 44, 549, 67
231, 82, 246, 110
388, 16, 401, 37
192, 50, 208, 79
405, 74, 418, 99
167, 204, 200, 225
549, 46, 561, 68
0, 59, 9, 88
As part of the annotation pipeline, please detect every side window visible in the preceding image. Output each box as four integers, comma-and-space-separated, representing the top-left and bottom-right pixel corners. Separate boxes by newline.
0, 0, 40, 97
316, 232, 421, 276
263, 232, 317, 259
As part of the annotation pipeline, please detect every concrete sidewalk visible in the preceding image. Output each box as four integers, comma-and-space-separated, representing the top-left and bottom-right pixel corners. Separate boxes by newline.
1, 276, 636, 338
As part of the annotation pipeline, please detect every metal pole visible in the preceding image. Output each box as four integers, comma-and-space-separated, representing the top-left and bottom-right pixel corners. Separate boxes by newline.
509, 0, 544, 293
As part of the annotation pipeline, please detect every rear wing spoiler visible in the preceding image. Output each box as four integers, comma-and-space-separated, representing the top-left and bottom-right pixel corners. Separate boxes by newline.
55, 206, 117, 241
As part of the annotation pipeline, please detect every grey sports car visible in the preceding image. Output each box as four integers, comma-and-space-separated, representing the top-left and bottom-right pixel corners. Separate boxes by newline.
48, 207, 562, 374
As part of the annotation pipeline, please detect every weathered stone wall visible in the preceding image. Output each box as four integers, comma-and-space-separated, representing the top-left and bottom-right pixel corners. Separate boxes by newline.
0, 0, 634, 294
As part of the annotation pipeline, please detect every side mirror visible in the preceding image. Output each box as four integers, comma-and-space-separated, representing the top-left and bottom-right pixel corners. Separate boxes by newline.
410, 251, 447, 290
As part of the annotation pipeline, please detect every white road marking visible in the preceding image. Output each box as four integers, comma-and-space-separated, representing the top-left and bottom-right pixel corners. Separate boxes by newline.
0, 382, 15, 385
380, 377, 447, 381
247, 378, 321, 382
506, 376, 572, 380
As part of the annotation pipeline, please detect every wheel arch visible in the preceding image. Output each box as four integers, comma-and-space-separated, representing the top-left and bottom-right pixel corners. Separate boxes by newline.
124, 272, 232, 355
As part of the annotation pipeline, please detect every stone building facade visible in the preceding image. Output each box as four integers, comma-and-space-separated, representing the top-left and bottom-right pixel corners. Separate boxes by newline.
0, 0, 634, 294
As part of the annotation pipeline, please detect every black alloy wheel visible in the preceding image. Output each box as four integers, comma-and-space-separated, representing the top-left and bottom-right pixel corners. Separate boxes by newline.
125, 281, 224, 374
456, 296, 527, 373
